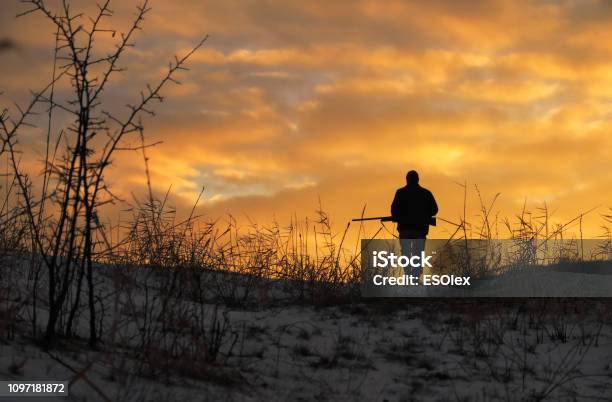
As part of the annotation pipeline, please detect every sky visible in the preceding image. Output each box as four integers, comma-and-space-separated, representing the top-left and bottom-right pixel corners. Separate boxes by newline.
1, 0, 612, 239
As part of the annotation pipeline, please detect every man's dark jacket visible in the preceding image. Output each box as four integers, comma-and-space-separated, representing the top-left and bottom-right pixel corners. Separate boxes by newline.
391, 184, 438, 234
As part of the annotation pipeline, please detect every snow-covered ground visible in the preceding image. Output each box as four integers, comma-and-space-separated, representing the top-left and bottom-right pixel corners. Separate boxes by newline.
1, 255, 612, 401
2, 296, 612, 401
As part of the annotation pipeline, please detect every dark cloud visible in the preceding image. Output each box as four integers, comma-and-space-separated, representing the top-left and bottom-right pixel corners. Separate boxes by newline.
0, 38, 17, 52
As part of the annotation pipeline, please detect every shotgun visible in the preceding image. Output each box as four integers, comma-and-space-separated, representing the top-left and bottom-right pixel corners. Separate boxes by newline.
352, 216, 437, 226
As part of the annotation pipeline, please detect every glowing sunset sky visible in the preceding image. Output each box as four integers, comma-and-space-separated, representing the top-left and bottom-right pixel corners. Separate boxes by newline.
1, 0, 612, 237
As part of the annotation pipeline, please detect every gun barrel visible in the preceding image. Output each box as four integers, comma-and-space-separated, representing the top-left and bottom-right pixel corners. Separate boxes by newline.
351, 215, 457, 227
351, 216, 393, 222
352, 216, 440, 224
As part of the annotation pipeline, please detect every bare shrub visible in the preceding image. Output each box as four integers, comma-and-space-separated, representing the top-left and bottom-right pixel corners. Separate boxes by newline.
0, 0, 205, 346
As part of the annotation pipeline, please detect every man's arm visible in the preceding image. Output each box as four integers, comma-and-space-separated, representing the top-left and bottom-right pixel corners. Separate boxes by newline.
429, 190, 438, 216
390, 189, 401, 222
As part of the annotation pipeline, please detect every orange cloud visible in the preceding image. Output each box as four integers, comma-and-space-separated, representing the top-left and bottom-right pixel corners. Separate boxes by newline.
2, 0, 612, 242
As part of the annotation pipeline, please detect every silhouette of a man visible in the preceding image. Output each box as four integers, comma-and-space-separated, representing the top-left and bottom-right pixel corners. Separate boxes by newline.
391, 170, 438, 278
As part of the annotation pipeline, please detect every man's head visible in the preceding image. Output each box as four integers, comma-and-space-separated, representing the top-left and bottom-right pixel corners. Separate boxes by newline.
406, 170, 419, 186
